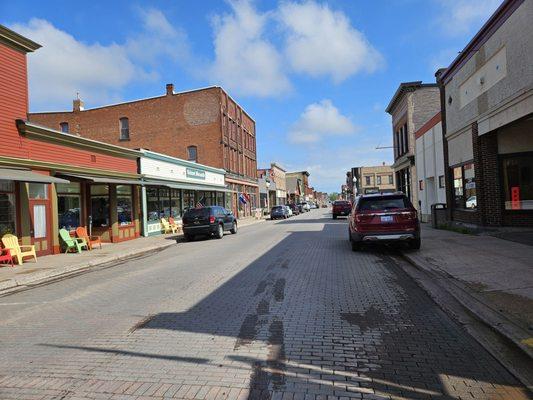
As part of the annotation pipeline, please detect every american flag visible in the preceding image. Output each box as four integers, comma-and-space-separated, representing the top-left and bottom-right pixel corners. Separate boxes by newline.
196, 196, 205, 208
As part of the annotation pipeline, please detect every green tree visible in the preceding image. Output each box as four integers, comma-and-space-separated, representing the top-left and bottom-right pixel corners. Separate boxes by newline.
328, 193, 339, 202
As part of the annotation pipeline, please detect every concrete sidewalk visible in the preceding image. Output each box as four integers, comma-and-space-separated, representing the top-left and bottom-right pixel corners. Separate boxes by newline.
402, 223, 533, 358
0, 217, 265, 295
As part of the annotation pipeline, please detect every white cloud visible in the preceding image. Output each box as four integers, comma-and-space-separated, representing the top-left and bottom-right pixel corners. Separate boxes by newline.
436, 0, 501, 36
278, 1, 384, 83
288, 99, 356, 144
10, 9, 187, 111
209, 0, 291, 97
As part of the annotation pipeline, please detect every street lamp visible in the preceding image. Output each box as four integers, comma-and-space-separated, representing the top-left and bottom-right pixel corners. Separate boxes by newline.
352, 177, 357, 198
265, 179, 271, 211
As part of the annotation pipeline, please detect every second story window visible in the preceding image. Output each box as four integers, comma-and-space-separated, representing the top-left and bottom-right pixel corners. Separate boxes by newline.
187, 146, 197, 162
119, 117, 129, 140
59, 122, 69, 133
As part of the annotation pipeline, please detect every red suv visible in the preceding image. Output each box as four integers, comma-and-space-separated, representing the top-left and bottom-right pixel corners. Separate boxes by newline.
332, 200, 352, 219
348, 193, 420, 251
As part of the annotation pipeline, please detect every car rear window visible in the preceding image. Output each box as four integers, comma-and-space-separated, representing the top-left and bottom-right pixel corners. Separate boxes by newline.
272, 206, 283, 211
184, 208, 210, 218
333, 201, 350, 206
358, 196, 408, 211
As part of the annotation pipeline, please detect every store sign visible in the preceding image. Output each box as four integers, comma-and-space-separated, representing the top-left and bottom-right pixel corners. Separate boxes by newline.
186, 168, 206, 180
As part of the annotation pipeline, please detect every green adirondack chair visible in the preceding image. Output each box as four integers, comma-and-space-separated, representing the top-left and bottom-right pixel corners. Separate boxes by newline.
59, 228, 88, 253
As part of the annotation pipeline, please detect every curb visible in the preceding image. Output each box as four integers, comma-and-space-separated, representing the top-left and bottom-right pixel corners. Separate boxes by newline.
400, 252, 533, 360
0, 241, 176, 295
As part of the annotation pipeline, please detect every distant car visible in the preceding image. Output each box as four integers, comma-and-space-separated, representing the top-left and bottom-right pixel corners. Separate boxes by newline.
284, 205, 293, 217
332, 200, 351, 219
271, 205, 290, 220
182, 206, 237, 241
466, 196, 477, 209
309, 202, 318, 209
348, 192, 420, 251
287, 203, 300, 215
299, 202, 311, 212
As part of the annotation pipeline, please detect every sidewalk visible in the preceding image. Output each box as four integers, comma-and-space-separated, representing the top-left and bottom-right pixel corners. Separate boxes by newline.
402, 223, 533, 357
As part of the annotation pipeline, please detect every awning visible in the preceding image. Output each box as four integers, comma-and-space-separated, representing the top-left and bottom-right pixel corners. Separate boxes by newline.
59, 173, 142, 185
142, 178, 231, 193
0, 168, 70, 184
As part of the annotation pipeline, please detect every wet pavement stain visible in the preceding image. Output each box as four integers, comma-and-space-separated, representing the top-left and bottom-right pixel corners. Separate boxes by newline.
234, 314, 259, 349
273, 279, 285, 302
280, 260, 289, 269
256, 299, 270, 315
254, 280, 268, 296
266, 319, 286, 390
341, 305, 386, 332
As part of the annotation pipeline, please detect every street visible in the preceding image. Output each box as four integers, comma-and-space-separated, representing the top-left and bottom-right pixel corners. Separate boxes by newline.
0, 210, 529, 400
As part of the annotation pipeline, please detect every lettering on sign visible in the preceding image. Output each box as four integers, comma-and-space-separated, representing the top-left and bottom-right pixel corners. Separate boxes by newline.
186, 168, 206, 180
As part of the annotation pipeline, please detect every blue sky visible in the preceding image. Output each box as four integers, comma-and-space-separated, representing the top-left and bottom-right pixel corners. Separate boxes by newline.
1, 0, 501, 192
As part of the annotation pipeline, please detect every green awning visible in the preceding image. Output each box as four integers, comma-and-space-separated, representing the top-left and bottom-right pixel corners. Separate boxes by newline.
0, 168, 69, 184
59, 173, 142, 185
142, 178, 231, 192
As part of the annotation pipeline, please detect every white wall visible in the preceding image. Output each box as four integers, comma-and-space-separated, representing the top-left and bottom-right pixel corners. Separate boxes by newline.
415, 121, 447, 221
140, 157, 225, 186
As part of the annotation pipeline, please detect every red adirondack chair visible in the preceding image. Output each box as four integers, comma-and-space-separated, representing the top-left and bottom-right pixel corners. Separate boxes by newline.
0, 248, 14, 267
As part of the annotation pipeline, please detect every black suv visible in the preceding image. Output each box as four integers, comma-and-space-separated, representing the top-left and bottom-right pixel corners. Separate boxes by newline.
182, 206, 237, 241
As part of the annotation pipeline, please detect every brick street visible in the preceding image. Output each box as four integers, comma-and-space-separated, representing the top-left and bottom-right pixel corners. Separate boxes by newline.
0, 210, 529, 400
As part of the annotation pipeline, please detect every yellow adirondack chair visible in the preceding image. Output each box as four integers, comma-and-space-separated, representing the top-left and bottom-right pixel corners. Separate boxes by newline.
1, 234, 37, 265
160, 218, 178, 234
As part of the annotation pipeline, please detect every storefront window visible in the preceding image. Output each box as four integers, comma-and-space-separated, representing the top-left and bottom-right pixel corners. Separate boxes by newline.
147, 187, 160, 222
170, 189, 182, 218
183, 190, 196, 211
0, 180, 16, 236
90, 184, 110, 227
29, 183, 48, 199
502, 154, 533, 210
117, 185, 133, 225
158, 188, 169, 217
453, 163, 476, 209
216, 192, 225, 207
57, 182, 81, 230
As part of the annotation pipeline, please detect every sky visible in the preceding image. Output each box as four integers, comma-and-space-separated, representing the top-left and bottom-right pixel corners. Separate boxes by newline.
1, 0, 502, 193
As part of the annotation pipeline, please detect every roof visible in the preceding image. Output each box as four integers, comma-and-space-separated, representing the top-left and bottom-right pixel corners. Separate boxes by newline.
286, 171, 310, 177
0, 24, 41, 53
385, 81, 438, 114
439, 0, 525, 85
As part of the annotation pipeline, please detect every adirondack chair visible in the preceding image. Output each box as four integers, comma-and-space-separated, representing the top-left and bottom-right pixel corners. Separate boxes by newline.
0, 248, 14, 267
161, 218, 178, 234
75, 226, 102, 250
168, 217, 182, 232
1, 234, 37, 265
59, 228, 88, 253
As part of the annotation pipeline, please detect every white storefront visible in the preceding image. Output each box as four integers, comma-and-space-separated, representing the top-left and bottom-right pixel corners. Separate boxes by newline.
415, 113, 447, 222
139, 150, 228, 235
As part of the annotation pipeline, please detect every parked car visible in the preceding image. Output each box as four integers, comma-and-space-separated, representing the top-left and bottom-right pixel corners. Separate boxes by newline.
466, 195, 477, 209
299, 202, 311, 212
182, 206, 237, 240
332, 200, 351, 219
270, 205, 290, 220
284, 205, 293, 217
287, 203, 300, 215
348, 192, 420, 251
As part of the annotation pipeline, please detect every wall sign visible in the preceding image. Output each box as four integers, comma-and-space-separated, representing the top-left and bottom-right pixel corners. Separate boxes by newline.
186, 167, 206, 180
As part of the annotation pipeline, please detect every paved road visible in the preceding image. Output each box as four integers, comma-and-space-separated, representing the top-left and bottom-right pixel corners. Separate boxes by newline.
0, 210, 529, 400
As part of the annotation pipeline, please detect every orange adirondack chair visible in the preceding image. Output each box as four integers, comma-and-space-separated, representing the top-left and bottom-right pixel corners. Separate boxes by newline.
168, 217, 181, 232
75, 227, 102, 250
0, 248, 14, 267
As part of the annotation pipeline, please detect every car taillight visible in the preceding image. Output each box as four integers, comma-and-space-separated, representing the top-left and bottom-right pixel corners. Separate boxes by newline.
398, 211, 417, 220
355, 214, 372, 223
209, 215, 216, 224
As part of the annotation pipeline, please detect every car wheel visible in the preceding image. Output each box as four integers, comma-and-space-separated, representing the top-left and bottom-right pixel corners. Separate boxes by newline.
408, 238, 421, 250
215, 224, 224, 239
184, 234, 193, 242
230, 222, 238, 234
351, 238, 361, 252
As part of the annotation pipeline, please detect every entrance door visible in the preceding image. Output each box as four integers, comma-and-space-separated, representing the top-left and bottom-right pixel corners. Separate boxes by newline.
28, 194, 52, 256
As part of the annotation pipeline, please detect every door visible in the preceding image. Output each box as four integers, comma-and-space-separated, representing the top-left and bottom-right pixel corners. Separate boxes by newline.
28, 183, 52, 256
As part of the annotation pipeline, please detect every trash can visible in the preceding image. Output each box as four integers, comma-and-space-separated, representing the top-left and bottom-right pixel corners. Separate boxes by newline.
431, 203, 447, 228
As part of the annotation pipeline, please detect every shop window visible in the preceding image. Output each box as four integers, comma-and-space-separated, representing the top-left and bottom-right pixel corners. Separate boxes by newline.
119, 117, 130, 140
453, 163, 476, 209
28, 183, 48, 199
216, 192, 225, 207
147, 187, 160, 222
170, 189, 182, 218
365, 176, 371, 185
388, 175, 393, 184
183, 190, 196, 211
419, 180, 424, 191
187, 146, 197, 162
0, 180, 16, 236
57, 182, 81, 231
90, 184, 110, 227
377, 176, 382, 185
117, 185, 133, 225
502, 154, 533, 210
60, 122, 69, 133
439, 175, 445, 188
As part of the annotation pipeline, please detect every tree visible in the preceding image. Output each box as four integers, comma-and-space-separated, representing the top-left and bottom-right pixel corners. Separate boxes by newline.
328, 193, 339, 202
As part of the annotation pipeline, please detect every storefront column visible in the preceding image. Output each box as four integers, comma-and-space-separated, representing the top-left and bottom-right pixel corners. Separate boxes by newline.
133, 185, 141, 238
50, 183, 61, 254
18, 183, 31, 246
109, 184, 119, 243
141, 185, 148, 237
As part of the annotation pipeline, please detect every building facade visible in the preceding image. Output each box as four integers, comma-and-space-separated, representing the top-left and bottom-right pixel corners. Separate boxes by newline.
437, 0, 533, 227
28, 84, 258, 218
347, 164, 395, 198
286, 171, 309, 203
0, 25, 143, 255
257, 163, 286, 207
414, 112, 447, 222
386, 82, 441, 210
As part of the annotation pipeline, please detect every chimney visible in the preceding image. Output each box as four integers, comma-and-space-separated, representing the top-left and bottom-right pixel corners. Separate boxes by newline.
166, 83, 174, 96
73, 92, 84, 111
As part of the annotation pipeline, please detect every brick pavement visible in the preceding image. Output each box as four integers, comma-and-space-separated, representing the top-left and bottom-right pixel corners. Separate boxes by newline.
0, 210, 529, 399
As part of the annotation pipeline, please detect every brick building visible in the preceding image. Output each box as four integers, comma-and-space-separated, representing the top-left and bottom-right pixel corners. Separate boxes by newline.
386, 82, 441, 210
29, 84, 258, 217
437, 0, 533, 227
257, 163, 287, 207
286, 171, 310, 203
346, 164, 395, 199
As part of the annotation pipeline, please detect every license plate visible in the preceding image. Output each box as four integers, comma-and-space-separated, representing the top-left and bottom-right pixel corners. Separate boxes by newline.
381, 215, 393, 223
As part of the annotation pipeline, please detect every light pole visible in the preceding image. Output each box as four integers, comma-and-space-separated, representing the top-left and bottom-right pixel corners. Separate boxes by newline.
352, 176, 358, 200
265, 179, 271, 212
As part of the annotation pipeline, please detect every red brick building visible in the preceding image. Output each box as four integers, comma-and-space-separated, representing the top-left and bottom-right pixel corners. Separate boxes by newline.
29, 84, 259, 217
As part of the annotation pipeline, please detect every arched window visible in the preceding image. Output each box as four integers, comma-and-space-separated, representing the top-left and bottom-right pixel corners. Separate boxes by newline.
187, 146, 197, 162
59, 122, 69, 133
119, 117, 129, 140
